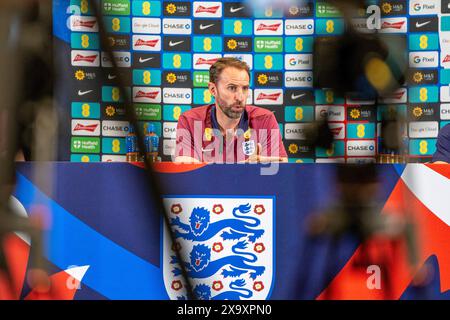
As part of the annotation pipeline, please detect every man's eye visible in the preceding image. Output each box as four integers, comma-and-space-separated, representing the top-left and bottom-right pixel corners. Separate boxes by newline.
228, 87, 236, 91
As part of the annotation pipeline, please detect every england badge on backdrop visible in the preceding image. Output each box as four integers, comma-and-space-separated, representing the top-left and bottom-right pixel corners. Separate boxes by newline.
163, 197, 275, 300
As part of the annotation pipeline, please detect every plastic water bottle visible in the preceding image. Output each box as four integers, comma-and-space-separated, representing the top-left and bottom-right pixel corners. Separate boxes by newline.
145, 123, 159, 162
126, 125, 139, 162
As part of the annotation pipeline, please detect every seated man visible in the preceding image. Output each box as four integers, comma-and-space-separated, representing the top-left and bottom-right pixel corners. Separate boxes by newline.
175, 57, 287, 163
432, 124, 450, 164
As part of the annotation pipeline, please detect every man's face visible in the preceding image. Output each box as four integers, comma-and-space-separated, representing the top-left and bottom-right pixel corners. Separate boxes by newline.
208, 67, 250, 119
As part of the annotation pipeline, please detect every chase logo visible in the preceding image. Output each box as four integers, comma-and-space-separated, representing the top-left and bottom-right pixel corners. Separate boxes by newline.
101, 52, 131, 68
101, 120, 130, 137
162, 71, 191, 87
254, 54, 283, 71
163, 197, 274, 300
132, 1, 161, 17
284, 19, 314, 35
163, 53, 192, 70
102, 137, 126, 155
163, 1, 191, 16
285, 36, 314, 53
72, 102, 100, 119
347, 123, 376, 139
193, 36, 222, 53
162, 18, 192, 35
346, 140, 376, 156
163, 88, 192, 104
316, 140, 345, 157
193, 88, 215, 105
408, 86, 439, 103
409, 139, 436, 155
408, 34, 439, 51
104, 17, 131, 33
315, 19, 344, 35
224, 19, 253, 36
133, 69, 161, 86
71, 33, 99, 50
284, 71, 313, 88
285, 106, 314, 122
163, 105, 191, 121
284, 123, 308, 140
224, 37, 252, 52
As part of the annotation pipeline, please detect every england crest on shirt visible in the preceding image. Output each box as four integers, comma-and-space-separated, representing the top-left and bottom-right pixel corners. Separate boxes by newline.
163, 196, 275, 300
242, 140, 256, 156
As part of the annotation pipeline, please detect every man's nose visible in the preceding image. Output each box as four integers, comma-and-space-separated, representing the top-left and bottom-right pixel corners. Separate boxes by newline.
235, 89, 245, 102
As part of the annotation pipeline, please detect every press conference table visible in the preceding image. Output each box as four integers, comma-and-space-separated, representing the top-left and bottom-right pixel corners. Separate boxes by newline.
11, 163, 450, 300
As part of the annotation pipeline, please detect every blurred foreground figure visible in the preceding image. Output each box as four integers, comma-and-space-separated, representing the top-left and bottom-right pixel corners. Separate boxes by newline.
307, 164, 418, 299
0, 0, 54, 299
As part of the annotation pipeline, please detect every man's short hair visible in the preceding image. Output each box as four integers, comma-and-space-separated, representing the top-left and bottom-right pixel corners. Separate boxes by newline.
209, 57, 251, 84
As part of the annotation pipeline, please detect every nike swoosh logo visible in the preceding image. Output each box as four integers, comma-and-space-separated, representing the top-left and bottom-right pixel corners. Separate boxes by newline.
291, 93, 306, 100
199, 23, 214, 30
416, 21, 431, 28
78, 90, 93, 96
139, 57, 154, 63
230, 6, 244, 13
108, 75, 117, 80
169, 40, 184, 47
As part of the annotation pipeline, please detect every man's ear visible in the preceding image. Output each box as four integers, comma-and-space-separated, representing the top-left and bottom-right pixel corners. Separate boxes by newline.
208, 82, 216, 97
